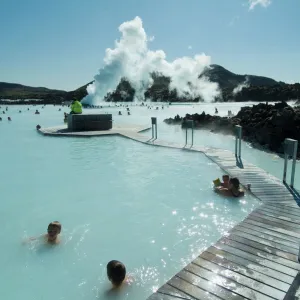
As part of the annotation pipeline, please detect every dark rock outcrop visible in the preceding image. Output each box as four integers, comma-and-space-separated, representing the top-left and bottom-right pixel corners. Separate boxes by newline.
164, 101, 300, 157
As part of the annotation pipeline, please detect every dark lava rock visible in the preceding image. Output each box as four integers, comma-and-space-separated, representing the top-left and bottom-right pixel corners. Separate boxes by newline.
164, 101, 300, 157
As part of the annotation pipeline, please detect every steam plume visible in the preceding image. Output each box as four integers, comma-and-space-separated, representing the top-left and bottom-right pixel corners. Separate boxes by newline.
82, 17, 220, 104
233, 77, 250, 95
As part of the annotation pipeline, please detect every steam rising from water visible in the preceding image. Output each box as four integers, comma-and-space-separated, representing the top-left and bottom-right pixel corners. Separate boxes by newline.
82, 17, 220, 104
233, 77, 250, 95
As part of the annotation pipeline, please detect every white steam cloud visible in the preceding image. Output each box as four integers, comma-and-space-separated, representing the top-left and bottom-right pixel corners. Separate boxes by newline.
82, 16, 220, 104
233, 77, 250, 95
248, 0, 271, 10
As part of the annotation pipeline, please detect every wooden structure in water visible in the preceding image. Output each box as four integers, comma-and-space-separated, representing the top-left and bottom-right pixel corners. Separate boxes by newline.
39, 125, 300, 300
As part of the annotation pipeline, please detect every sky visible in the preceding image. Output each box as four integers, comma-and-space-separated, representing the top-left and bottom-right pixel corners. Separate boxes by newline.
0, 0, 299, 91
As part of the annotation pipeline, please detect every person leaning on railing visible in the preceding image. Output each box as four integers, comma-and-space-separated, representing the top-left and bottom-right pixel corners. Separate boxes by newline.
70, 99, 82, 114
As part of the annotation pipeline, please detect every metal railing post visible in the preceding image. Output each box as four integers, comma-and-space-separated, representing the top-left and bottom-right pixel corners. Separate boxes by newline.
238, 126, 242, 158
291, 140, 298, 188
235, 125, 242, 158
151, 117, 157, 140
185, 126, 188, 145
283, 138, 298, 187
235, 135, 238, 157
283, 151, 288, 183
191, 121, 194, 147
185, 120, 194, 146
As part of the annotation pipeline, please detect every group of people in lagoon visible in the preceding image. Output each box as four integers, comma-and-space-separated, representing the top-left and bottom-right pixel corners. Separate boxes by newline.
28, 221, 128, 291
213, 174, 246, 197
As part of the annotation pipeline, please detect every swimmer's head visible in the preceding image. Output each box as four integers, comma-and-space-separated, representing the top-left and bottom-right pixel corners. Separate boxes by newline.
229, 177, 240, 189
47, 221, 61, 240
107, 260, 126, 287
222, 175, 230, 183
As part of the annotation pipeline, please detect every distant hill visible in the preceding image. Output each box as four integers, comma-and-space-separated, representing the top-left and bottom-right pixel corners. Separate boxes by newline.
0, 81, 92, 104
1, 65, 299, 103
200, 64, 281, 90
0, 82, 67, 102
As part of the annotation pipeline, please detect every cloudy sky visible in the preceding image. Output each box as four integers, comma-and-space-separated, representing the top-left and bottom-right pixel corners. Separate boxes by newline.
0, 0, 299, 90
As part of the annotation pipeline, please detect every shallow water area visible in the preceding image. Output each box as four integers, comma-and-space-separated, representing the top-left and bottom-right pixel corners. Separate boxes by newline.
0, 104, 261, 300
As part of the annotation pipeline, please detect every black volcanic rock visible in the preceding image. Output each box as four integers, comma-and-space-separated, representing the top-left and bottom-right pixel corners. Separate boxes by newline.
164, 101, 300, 158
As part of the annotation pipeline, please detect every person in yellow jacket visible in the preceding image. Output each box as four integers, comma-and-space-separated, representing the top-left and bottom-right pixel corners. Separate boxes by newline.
70, 99, 82, 114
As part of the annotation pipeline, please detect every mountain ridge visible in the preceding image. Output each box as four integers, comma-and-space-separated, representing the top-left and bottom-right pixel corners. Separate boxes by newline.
1, 65, 299, 103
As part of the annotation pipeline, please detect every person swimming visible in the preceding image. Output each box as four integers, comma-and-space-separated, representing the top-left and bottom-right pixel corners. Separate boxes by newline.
24, 221, 62, 245
35, 110, 40, 115
8, 117, 11, 121
215, 177, 244, 197
221, 175, 230, 188
107, 260, 126, 288
45, 221, 62, 244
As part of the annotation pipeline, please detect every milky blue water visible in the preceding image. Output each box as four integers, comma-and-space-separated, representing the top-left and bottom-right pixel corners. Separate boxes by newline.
0, 104, 260, 300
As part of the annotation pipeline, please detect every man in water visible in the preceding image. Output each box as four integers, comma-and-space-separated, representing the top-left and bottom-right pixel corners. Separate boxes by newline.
107, 260, 127, 288
70, 99, 82, 114
221, 175, 230, 188
25, 221, 62, 245
46, 221, 62, 244
215, 177, 244, 197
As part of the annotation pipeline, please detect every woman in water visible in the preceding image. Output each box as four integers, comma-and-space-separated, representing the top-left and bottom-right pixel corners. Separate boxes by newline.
215, 177, 244, 197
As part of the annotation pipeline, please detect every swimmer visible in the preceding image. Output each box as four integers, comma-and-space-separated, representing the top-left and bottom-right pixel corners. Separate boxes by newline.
0, 117, 2, 121
35, 110, 40, 115
46, 221, 61, 244
215, 177, 244, 198
8, 117, 11, 121
221, 175, 230, 188
107, 260, 127, 288
24, 221, 62, 245
118, 111, 122, 115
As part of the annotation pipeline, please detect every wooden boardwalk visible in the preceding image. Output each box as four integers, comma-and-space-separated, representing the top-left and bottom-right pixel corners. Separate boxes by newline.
39, 125, 300, 299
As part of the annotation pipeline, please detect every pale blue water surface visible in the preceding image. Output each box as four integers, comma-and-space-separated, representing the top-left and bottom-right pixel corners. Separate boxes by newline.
0, 102, 291, 299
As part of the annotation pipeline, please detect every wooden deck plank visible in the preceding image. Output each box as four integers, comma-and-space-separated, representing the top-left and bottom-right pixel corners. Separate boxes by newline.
235, 222, 300, 245
148, 293, 191, 300
167, 276, 222, 300
200, 250, 290, 292
259, 205, 300, 217
215, 241, 298, 277
206, 246, 295, 284
253, 209, 300, 224
243, 219, 300, 240
229, 230, 299, 255
258, 205, 299, 214
219, 238, 300, 271
247, 213, 300, 234
192, 256, 286, 300
158, 284, 196, 300
184, 262, 275, 300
